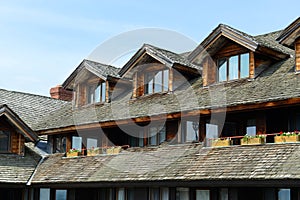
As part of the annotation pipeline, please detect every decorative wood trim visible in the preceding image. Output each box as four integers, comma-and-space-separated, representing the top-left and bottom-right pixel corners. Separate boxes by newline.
168, 68, 173, 92
295, 38, 300, 72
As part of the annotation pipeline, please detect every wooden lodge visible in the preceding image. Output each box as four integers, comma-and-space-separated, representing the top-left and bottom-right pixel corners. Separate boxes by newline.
0, 17, 300, 200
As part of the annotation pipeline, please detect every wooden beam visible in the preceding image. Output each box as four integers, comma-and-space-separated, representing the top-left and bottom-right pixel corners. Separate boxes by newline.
249, 51, 255, 79
295, 38, 300, 72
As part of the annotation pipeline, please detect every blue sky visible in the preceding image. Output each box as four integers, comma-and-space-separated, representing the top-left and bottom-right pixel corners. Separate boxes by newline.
0, 0, 299, 96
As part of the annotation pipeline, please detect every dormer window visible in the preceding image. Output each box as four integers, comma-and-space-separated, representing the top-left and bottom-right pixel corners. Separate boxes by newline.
144, 69, 169, 95
218, 53, 250, 82
0, 130, 10, 152
87, 81, 106, 104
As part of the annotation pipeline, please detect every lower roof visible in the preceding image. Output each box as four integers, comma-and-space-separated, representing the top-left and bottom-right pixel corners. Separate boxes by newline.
31, 143, 300, 186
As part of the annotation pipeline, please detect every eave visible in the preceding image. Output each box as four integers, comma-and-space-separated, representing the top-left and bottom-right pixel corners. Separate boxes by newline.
0, 104, 38, 142
277, 17, 300, 48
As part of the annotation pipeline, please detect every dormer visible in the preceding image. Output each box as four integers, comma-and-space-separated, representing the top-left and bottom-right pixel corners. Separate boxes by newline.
277, 17, 300, 71
118, 44, 200, 98
62, 59, 120, 107
188, 24, 290, 86
0, 105, 37, 155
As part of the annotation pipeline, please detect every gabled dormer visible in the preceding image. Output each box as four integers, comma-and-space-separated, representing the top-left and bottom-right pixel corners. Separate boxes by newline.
118, 44, 201, 98
277, 17, 300, 72
62, 59, 120, 107
188, 24, 290, 86
0, 104, 37, 155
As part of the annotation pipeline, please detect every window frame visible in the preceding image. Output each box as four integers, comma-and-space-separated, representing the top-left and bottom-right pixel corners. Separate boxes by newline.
87, 81, 106, 104
144, 69, 169, 95
0, 130, 11, 153
217, 53, 249, 82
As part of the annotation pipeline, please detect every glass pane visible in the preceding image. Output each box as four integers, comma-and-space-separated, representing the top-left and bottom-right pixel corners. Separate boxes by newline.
117, 188, 125, 200
229, 55, 239, 80
40, 188, 50, 200
127, 188, 147, 200
94, 85, 101, 103
148, 79, 153, 94
159, 125, 166, 144
218, 59, 227, 82
150, 188, 160, 200
88, 86, 94, 104
177, 188, 189, 200
246, 119, 256, 136
0, 131, 9, 152
240, 53, 249, 78
150, 127, 157, 145
163, 69, 169, 91
219, 188, 228, 200
139, 130, 144, 147
278, 189, 290, 200
196, 190, 210, 200
101, 82, 106, 102
186, 121, 198, 142
206, 123, 218, 146
55, 190, 67, 200
72, 136, 82, 152
161, 188, 169, 200
87, 138, 97, 149
154, 71, 163, 93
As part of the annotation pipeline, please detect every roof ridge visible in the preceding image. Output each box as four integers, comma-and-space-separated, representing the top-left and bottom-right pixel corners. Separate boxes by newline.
0, 88, 68, 102
84, 59, 120, 71
254, 29, 283, 38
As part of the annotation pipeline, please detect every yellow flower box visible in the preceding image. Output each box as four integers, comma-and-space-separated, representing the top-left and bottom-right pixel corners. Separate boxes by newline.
274, 135, 300, 143
66, 151, 80, 157
241, 137, 265, 145
212, 139, 231, 147
87, 148, 101, 156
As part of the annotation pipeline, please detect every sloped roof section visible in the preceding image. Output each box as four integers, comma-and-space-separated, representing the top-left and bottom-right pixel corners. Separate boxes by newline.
62, 59, 120, 90
31, 143, 300, 186
0, 145, 41, 184
0, 104, 38, 141
0, 88, 68, 131
188, 24, 290, 62
118, 44, 201, 77
277, 17, 300, 47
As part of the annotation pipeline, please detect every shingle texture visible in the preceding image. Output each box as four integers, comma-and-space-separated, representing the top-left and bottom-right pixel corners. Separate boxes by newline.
0, 146, 41, 183
31, 143, 300, 184
0, 89, 69, 130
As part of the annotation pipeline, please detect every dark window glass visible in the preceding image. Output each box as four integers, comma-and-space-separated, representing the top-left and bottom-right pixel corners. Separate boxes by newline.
0, 131, 10, 152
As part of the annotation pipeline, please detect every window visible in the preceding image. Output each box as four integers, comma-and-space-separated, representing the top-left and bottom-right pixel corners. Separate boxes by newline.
205, 123, 218, 146
55, 190, 67, 200
246, 119, 256, 136
145, 69, 169, 95
39, 188, 50, 200
72, 136, 82, 152
87, 81, 106, 104
161, 188, 169, 200
117, 188, 125, 200
148, 125, 166, 146
182, 121, 199, 142
196, 190, 210, 200
218, 53, 249, 82
176, 188, 189, 200
0, 130, 10, 152
219, 188, 228, 200
278, 189, 290, 200
150, 188, 160, 200
87, 138, 98, 149
53, 135, 66, 153
127, 188, 148, 200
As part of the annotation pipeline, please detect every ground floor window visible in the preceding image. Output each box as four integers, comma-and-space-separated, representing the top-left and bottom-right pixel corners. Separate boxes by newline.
55, 190, 67, 200
176, 188, 189, 200
39, 188, 50, 200
278, 189, 290, 200
196, 189, 210, 200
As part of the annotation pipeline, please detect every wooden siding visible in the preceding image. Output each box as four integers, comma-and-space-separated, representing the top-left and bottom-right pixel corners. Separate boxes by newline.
296, 38, 300, 72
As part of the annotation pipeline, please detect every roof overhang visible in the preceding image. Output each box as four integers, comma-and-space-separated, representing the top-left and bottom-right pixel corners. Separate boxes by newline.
277, 17, 300, 48
0, 105, 38, 142
188, 24, 258, 62
118, 44, 174, 78
62, 60, 120, 90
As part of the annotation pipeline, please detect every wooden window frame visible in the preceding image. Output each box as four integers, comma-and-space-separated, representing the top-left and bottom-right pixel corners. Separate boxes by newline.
144, 69, 169, 95
87, 81, 106, 104
0, 129, 11, 153
217, 53, 249, 82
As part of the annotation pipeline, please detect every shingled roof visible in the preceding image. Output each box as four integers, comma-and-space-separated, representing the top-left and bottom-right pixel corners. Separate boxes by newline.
0, 89, 69, 131
0, 145, 41, 184
31, 143, 300, 186
62, 59, 120, 90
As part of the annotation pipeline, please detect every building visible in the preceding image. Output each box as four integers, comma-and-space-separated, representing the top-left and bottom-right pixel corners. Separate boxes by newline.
0, 17, 299, 200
